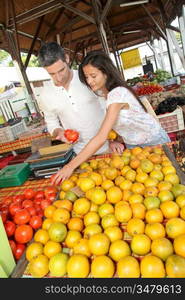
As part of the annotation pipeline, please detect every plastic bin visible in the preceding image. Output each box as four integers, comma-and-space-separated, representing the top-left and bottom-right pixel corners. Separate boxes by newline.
10, 119, 28, 139
0, 163, 30, 187
157, 106, 185, 133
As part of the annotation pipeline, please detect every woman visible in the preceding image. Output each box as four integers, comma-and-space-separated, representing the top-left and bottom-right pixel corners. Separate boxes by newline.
51, 50, 170, 184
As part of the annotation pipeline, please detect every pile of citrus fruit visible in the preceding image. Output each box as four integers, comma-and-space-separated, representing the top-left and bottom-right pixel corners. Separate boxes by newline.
25, 145, 185, 278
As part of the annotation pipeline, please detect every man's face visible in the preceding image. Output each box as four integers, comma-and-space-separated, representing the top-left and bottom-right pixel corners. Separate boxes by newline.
45, 58, 71, 87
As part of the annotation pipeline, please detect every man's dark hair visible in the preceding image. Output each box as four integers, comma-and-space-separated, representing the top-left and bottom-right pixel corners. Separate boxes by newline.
38, 42, 66, 67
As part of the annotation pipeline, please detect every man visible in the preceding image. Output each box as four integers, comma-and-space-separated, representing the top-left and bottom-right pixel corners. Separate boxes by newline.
38, 41, 111, 155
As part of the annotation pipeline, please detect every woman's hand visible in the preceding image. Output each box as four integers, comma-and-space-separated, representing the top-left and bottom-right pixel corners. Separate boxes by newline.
109, 141, 125, 154
51, 164, 75, 185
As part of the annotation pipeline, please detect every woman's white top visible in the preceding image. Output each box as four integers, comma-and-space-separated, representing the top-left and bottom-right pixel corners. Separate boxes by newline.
106, 86, 162, 145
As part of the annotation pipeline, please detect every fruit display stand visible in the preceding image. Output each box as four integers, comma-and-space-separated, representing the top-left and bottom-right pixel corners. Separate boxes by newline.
1, 142, 183, 279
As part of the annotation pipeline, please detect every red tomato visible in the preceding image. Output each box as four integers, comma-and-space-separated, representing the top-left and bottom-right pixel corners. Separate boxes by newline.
46, 193, 56, 202
36, 209, 44, 218
14, 243, 26, 260
0, 211, 8, 223
9, 239, 16, 255
4, 220, 16, 237
23, 188, 36, 200
9, 203, 22, 216
34, 191, 45, 200
64, 129, 79, 142
22, 199, 33, 209
40, 199, 52, 210
3, 197, 13, 206
0, 204, 9, 214
29, 215, 42, 230
27, 206, 36, 216
14, 224, 33, 244
13, 195, 25, 204
14, 209, 31, 225
44, 187, 57, 198
33, 198, 42, 206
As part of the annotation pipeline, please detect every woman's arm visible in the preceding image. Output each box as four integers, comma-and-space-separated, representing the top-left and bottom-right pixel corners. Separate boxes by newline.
52, 103, 123, 184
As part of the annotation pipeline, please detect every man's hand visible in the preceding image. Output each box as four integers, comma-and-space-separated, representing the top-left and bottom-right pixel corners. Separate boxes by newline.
109, 141, 125, 154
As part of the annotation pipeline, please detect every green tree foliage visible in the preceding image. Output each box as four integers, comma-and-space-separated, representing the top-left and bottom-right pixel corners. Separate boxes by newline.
0, 50, 39, 67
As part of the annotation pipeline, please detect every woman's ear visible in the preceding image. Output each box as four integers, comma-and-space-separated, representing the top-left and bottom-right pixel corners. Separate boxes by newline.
65, 54, 70, 64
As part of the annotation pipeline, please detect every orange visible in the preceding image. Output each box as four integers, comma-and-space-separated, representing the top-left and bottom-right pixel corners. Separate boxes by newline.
85, 188, 94, 200
80, 162, 90, 170
65, 230, 82, 248
69, 174, 78, 183
120, 179, 132, 190
109, 240, 131, 262
144, 177, 158, 187
145, 208, 163, 224
165, 254, 185, 277
131, 203, 146, 219
89, 159, 98, 170
115, 176, 125, 186
29, 254, 49, 278
140, 159, 154, 173
122, 148, 131, 157
79, 177, 95, 192
43, 240, 62, 258
104, 167, 118, 180
104, 226, 123, 242
34, 229, 50, 245
60, 179, 75, 191
131, 182, 145, 195
67, 217, 84, 232
42, 218, 54, 230
131, 233, 151, 255
148, 153, 162, 164
90, 202, 98, 212
144, 186, 158, 197
145, 223, 165, 240
101, 179, 114, 190
106, 186, 122, 204
44, 205, 56, 218
166, 217, 185, 239
52, 208, 70, 224
171, 183, 185, 197
131, 146, 142, 156
101, 213, 119, 229
128, 193, 143, 204
67, 254, 90, 278
135, 172, 148, 183
54, 199, 73, 211
140, 255, 165, 278
176, 195, 185, 208
125, 169, 136, 182
115, 200, 129, 208
48, 252, 69, 277
91, 187, 106, 205
120, 166, 131, 176
160, 201, 179, 219
158, 190, 174, 202
173, 234, 185, 258
137, 152, 146, 160
26, 242, 43, 262
114, 204, 132, 223
152, 146, 162, 154
84, 211, 100, 227
73, 238, 92, 257
91, 255, 115, 278
98, 203, 114, 218
130, 158, 140, 169
89, 172, 102, 186
108, 129, 117, 140
180, 206, 185, 220
121, 156, 130, 166
150, 170, 164, 181
110, 155, 124, 169
126, 218, 145, 236
157, 181, 172, 191
73, 198, 91, 215
117, 256, 140, 278
143, 196, 160, 210
59, 191, 66, 200
164, 174, 180, 185
162, 165, 176, 175
83, 224, 102, 238
48, 222, 67, 242
151, 237, 173, 261
88, 233, 110, 255
122, 189, 133, 201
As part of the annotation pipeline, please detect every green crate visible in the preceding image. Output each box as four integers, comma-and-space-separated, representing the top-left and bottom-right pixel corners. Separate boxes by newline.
0, 163, 30, 187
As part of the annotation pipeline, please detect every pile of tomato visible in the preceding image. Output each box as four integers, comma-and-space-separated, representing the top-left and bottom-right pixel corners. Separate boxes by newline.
0, 186, 57, 261
134, 83, 164, 96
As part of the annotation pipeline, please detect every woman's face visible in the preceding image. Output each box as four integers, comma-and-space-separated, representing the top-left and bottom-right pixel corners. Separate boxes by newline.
83, 64, 107, 92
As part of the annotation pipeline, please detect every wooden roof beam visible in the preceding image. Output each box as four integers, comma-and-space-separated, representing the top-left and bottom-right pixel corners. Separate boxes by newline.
100, 0, 113, 22
44, 7, 65, 41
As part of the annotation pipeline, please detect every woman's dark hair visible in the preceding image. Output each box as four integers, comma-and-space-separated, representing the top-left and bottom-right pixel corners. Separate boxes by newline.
79, 50, 146, 111
38, 42, 66, 67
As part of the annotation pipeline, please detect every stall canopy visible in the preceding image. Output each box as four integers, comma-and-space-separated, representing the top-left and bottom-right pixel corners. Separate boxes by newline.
0, 0, 184, 59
